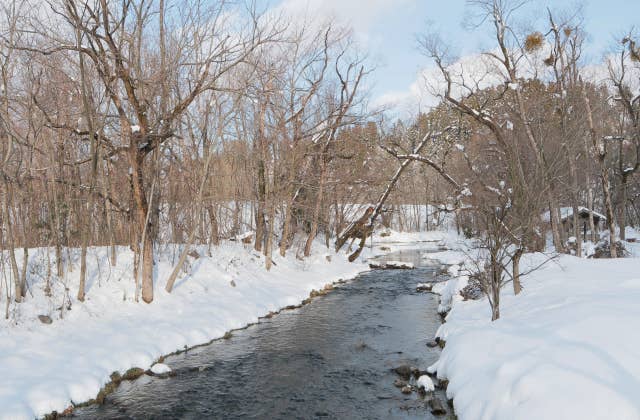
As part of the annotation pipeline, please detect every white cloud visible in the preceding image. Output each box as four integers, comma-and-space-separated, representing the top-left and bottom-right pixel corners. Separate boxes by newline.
274, 0, 414, 40
376, 44, 640, 115
376, 51, 507, 113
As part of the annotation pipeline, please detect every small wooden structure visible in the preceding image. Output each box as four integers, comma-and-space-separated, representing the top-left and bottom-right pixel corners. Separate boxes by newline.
545, 206, 606, 241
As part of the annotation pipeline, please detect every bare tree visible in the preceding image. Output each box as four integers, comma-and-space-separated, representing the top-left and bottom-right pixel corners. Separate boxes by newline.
582, 82, 619, 257
610, 33, 640, 241
26, 0, 278, 301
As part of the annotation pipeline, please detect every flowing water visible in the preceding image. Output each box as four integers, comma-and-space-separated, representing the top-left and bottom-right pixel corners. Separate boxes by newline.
75, 249, 449, 419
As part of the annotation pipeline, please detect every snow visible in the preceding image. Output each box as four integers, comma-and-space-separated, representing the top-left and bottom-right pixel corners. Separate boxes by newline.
416, 282, 433, 291
582, 240, 597, 257
0, 240, 376, 420
419, 239, 477, 313
234, 231, 254, 241
625, 226, 640, 242
603, 135, 624, 141
8, 216, 640, 420
422, 249, 470, 266
460, 187, 472, 197
417, 375, 435, 392
432, 272, 469, 314
150, 363, 171, 375
428, 251, 640, 420
372, 228, 457, 245
131, 125, 141, 133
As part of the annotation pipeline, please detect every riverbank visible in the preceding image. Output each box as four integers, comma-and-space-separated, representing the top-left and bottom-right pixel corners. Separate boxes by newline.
0, 232, 447, 420
428, 248, 640, 419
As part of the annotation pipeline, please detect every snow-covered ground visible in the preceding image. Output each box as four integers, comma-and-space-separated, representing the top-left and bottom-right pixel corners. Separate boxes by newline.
0, 233, 441, 420
372, 228, 457, 244
7, 221, 639, 420
429, 249, 640, 419
0, 240, 374, 419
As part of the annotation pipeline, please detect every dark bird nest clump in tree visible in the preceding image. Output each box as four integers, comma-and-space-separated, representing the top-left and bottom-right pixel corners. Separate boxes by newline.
524, 32, 545, 53
544, 54, 555, 67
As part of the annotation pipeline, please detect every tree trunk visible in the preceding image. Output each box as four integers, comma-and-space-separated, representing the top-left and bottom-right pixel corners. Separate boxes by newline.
601, 166, 618, 258
132, 222, 140, 302
582, 83, 617, 257
77, 36, 99, 302
254, 97, 268, 253
207, 205, 219, 246
2, 182, 21, 303
131, 152, 154, 303
512, 248, 523, 295
513, 86, 564, 253
572, 204, 582, 257
567, 152, 582, 257
588, 188, 596, 242
47, 169, 64, 277
265, 203, 276, 270
279, 197, 293, 257
232, 201, 241, 237
104, 164, 117, 266
278, 158, 310, 258
550, 201, 565, 252
491, 293, 500, 321
348, 233, 369, 262
304, 163, 327, 257
620, 176, 628, 241
254, 159, 266, 253
19, 247, 28, 299
334, 200, 343, 239
490, 253, 501, 321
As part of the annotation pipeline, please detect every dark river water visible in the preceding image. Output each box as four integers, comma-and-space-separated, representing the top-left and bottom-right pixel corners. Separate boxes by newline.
75, 249, 448, 419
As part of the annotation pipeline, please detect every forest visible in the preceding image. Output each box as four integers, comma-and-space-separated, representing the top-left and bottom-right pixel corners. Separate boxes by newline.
1, 0, 637, 309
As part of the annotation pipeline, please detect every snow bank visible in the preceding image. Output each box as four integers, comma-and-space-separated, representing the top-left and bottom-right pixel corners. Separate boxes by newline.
417, 375, 435, 392
149, 363, 171, 375
432, 274, 469, 314
422, 242, 479, 313
429, 253, 640, 420
0, 241, 373, 419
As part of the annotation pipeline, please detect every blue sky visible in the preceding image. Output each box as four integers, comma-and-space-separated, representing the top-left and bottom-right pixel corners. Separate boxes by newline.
270, 0, 640, 109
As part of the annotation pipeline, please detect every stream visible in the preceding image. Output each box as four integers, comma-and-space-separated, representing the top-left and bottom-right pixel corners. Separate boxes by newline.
74, 248, 449, 419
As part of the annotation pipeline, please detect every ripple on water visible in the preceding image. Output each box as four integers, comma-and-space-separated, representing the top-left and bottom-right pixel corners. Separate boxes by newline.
75, 249, 448, 420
